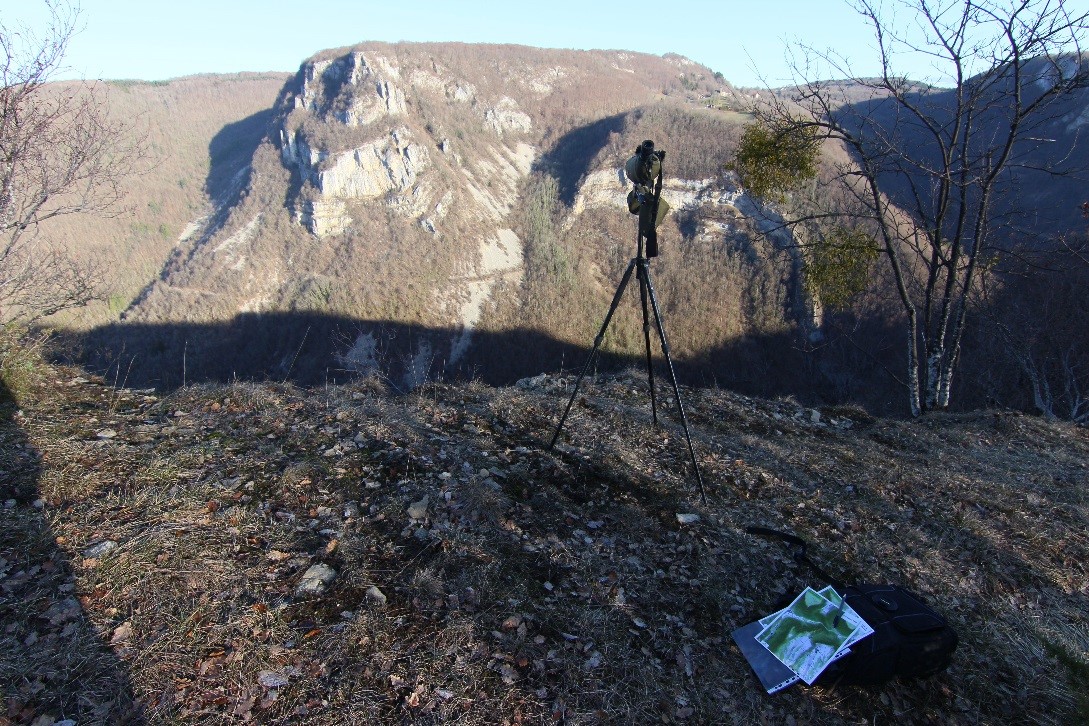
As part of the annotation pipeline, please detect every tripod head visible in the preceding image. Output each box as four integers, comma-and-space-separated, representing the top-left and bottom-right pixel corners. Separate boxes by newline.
624, 140, 670, 258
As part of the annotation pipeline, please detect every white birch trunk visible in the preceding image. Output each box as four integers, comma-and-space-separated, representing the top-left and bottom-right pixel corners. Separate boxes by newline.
1020, 355, 1057, 420
907, 326, 922, 417
936, 362, 954, 409
925, 350, 942, 410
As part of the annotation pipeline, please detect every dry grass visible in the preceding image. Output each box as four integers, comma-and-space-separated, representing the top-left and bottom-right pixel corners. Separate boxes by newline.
1, 360, 1087, 724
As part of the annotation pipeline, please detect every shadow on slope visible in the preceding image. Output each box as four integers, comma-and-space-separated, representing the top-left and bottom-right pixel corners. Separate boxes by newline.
0, 379, 143, 723
537, 114, 628, 206
206, 109, 275, 204
834, 71, 1089, 239
55, 311, 831, 404
123, 109, 277, 319
58, 313, 680, 391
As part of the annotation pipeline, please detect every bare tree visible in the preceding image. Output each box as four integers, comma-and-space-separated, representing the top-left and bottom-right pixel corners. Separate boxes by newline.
980, 238, 1089, 423
0, 1, 140, 326
735, 0, 1089, 415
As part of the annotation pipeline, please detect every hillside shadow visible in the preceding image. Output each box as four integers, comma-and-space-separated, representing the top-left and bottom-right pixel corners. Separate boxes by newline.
206, 109, 274, 204
54, 311, 835, 402
537, 113, 628, 206
123, 110, 277, 319
0, 379, 143, 723
59, 314, 646, 391
834, 75, 1089, 239
59, 309, 953, 424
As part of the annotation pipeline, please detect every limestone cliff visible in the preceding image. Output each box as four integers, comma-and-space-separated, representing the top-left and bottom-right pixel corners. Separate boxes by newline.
276, 47, 546, 240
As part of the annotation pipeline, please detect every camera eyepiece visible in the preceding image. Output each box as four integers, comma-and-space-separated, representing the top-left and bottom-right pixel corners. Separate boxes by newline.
626, 140, 664, 187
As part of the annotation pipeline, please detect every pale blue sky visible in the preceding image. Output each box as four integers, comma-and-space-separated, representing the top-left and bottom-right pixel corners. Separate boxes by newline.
6, 0, 958, 87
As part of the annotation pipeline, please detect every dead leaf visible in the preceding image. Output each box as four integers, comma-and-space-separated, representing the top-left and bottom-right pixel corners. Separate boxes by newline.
258, 670, 290, 689
110, 621, 133, 645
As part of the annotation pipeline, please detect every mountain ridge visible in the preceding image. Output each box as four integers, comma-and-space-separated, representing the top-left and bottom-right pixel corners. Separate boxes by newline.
114, 43, 810, 392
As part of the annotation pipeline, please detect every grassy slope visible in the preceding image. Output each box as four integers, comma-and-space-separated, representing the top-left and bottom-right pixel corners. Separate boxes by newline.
40, 74, 290, 328
2, 358, 1087, 724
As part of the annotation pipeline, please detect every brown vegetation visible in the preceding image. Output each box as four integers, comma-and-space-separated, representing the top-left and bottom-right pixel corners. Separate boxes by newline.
36, 73, 289, 327
2, 352, 1087, 723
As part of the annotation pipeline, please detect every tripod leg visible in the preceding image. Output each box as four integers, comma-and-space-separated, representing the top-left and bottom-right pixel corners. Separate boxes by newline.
637, 261, 659, 426
549, 259, 638, 450
642, 266, 708, 504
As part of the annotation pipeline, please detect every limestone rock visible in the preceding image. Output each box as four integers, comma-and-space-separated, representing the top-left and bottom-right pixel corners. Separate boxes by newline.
407, 496, 429, 520
365, 585, 388, 606
284, 126, 430, 237
295, 563, 337, 597
484, 97, 532, 136
83, 540, 119, 558
316, 128, 427, 199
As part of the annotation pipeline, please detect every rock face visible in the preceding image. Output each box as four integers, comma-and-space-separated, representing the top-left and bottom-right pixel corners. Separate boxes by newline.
316, 129, 426, 199
283, 126, 429, 236
280, 52, 432, 237
263, 46, 555, 375
276, 49, 545, 240
293, 51, 408, 123
484, 97, 533, 136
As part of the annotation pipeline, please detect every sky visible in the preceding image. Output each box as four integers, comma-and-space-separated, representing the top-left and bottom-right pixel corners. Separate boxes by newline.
6, 0, 953, 88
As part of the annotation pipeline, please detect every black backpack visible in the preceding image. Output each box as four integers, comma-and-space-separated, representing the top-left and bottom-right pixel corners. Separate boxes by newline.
747, 527, 958, 687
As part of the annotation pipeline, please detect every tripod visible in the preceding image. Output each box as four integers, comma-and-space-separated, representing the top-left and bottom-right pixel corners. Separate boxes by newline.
548, 180, 708, 504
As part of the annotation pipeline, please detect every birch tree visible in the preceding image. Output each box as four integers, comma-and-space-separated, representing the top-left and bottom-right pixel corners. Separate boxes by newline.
1, 1, 140, 326
734, 0, 1089, 415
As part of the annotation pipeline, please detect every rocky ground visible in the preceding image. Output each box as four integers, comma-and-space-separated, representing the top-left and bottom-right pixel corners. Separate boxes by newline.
1, 363, 1087, 724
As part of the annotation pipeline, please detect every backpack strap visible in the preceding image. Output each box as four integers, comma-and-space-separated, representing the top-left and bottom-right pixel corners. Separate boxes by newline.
745, 526, 847, 592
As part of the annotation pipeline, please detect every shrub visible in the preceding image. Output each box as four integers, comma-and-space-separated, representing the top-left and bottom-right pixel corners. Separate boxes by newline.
731, 120, 821, 202
0, 328, 48, 404
806, 226, 880, 310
